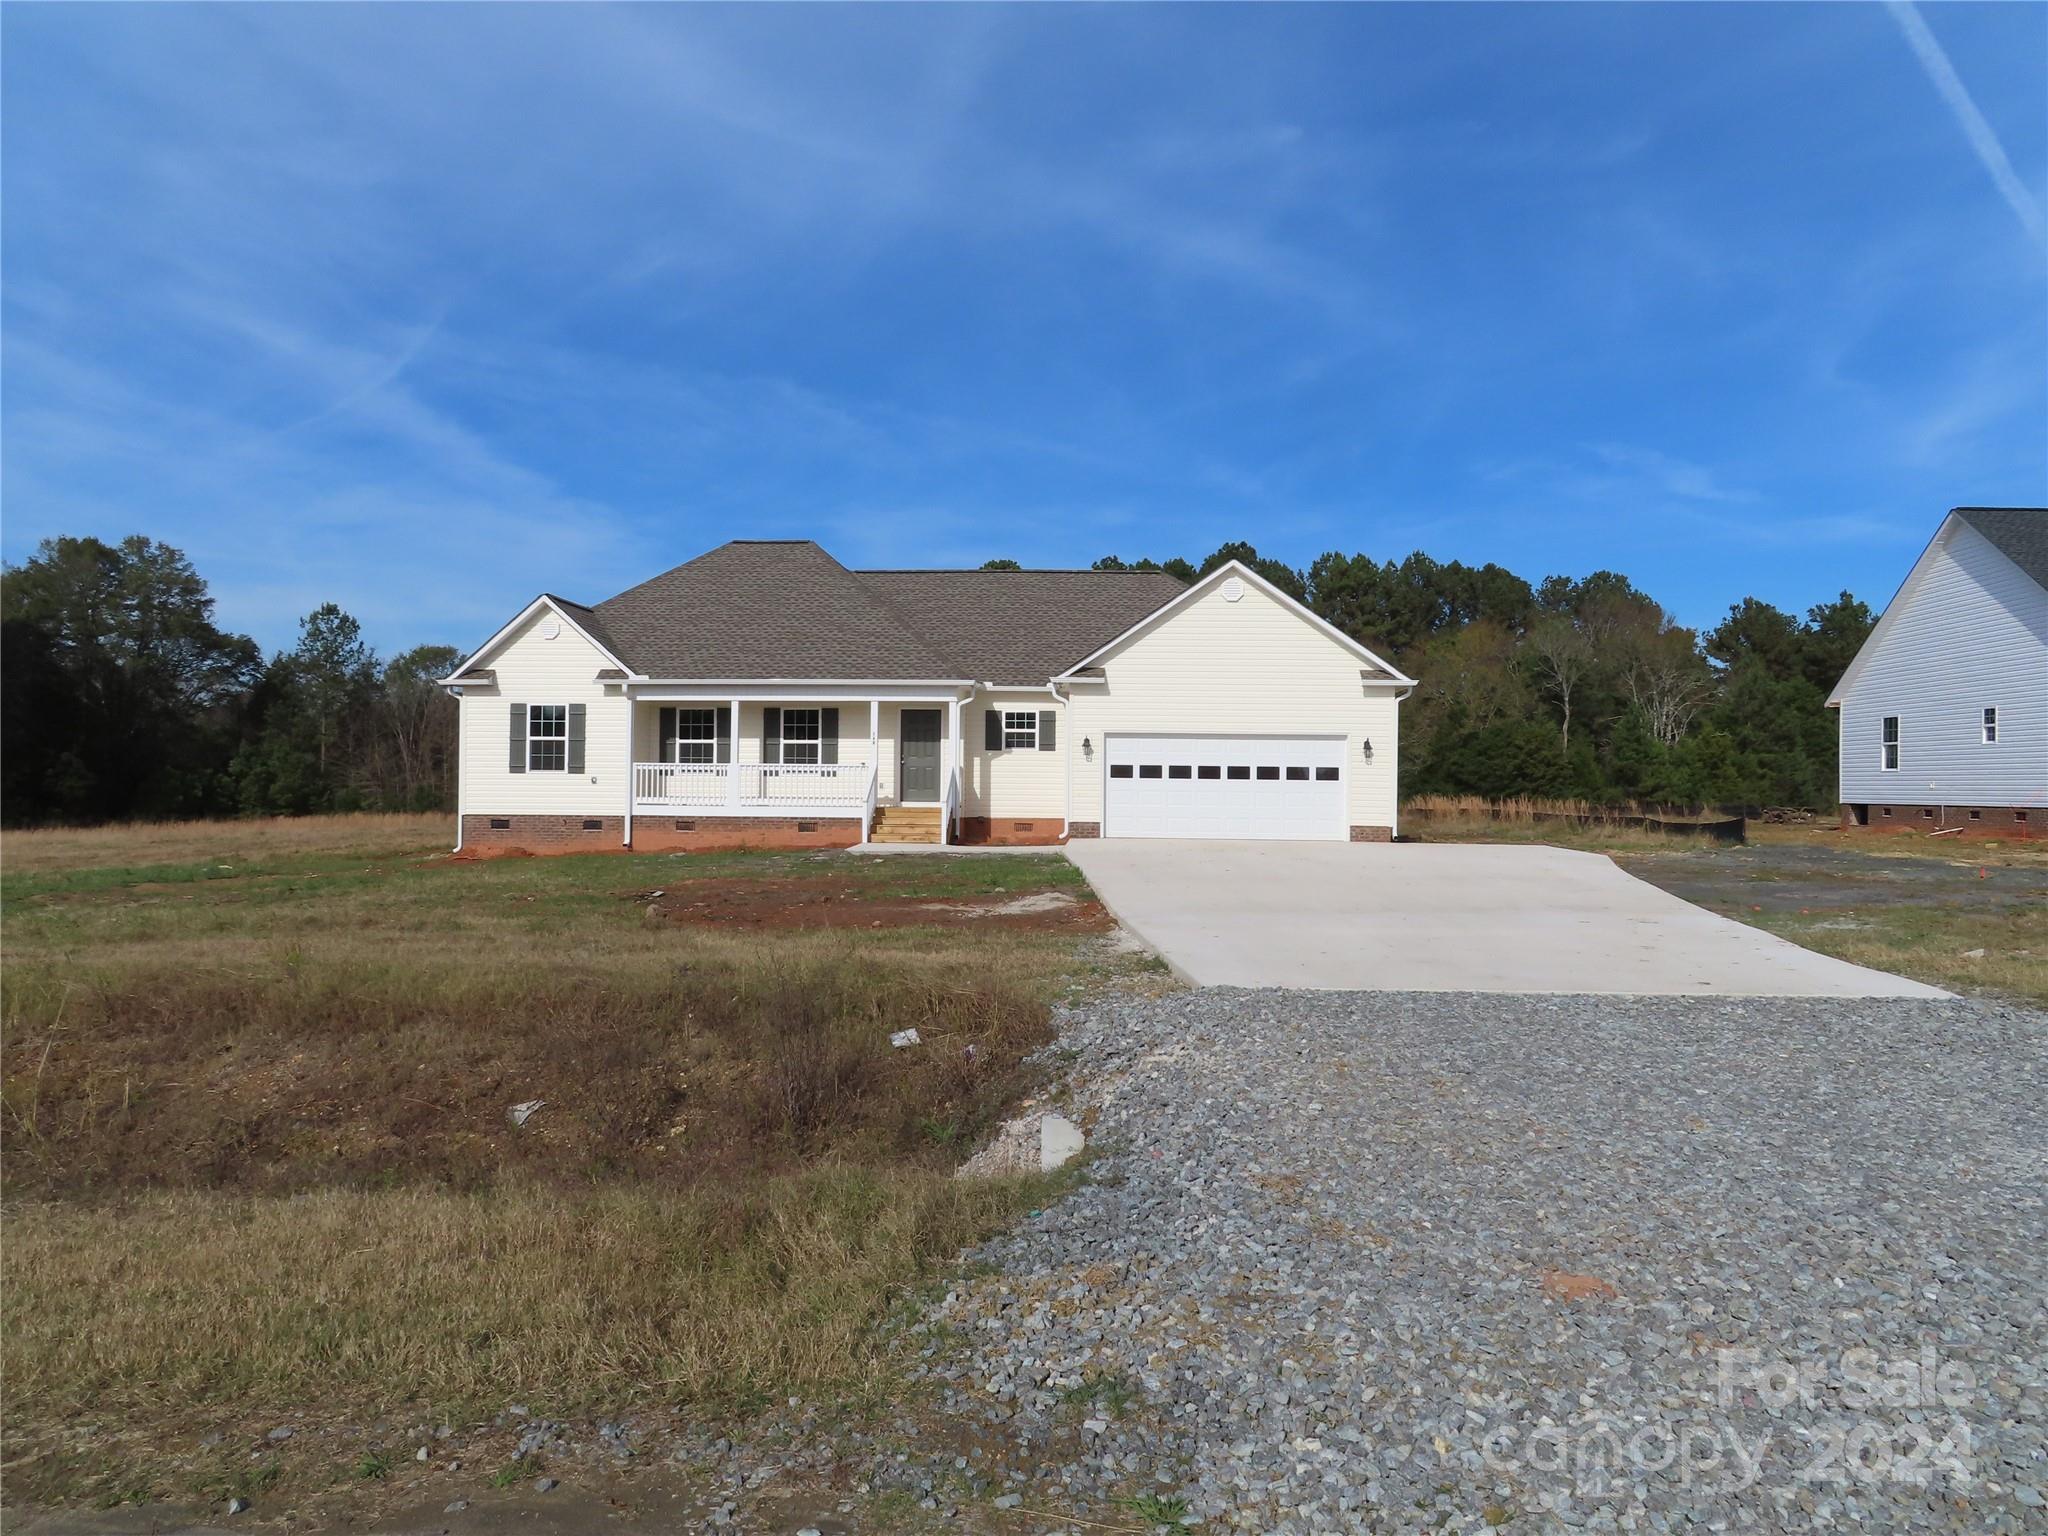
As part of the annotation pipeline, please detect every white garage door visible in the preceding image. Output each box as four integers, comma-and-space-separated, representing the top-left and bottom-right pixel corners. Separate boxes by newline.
1105, 735, 1345, 840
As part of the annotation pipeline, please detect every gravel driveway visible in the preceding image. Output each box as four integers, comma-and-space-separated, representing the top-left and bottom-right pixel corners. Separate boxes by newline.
919, 990, 2046, 1532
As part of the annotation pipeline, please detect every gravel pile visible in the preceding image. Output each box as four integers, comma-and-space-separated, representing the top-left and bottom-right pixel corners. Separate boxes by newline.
910, 990, 2047, 1532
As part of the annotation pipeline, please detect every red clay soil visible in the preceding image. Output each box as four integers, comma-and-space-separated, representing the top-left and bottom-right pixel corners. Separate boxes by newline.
634, 874, 1113, 933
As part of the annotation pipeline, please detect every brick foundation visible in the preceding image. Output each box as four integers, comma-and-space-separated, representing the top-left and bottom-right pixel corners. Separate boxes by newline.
461, 813, 860, 855
1839, 803, 2041, 839
955, 816, 1067, 846
632, 816, 860, 852
1066, 822, 1101, 839
461, 814, 624, 854
1349, 824, 1394, 843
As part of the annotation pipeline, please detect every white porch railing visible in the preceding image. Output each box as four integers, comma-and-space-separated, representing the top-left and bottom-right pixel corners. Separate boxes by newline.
632, 760, 874, 812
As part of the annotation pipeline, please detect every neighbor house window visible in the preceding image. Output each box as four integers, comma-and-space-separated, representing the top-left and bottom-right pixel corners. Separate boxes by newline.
781, 708, 821, 765
1002, 710, 1038, 750
672, 708, 716, 764
1881, 716, 1899, 771
1983, 707, 1998, 744
528, 705, 567, 771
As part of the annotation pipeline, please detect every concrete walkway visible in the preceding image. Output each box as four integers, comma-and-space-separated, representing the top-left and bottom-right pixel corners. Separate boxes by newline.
1062, 840, 1951, 997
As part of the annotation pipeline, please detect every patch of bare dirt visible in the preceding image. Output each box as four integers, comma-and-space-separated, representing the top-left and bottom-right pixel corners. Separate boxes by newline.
634, 875, 1113, 934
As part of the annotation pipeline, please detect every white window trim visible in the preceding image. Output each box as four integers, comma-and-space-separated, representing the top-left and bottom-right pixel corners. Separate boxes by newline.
1001, 709, 1038, 751
1880, 715, 1899, 772
781, 707, 822, 765
671, 707, 716, 765
1982, 706, 1998, 745
529, 704, 567, 772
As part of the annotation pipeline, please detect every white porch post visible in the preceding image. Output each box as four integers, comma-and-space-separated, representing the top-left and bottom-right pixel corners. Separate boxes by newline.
945, 695, 962, 845
728, 695, 743, 812
623, 698, 635, 848
866, 699, 881, 844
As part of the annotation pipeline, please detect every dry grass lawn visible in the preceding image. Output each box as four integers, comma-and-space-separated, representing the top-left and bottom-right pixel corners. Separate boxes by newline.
1, 814, 1136, 1508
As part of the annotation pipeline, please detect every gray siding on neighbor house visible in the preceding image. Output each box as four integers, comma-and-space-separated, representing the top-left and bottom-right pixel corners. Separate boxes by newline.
1837, 518, 2048, 809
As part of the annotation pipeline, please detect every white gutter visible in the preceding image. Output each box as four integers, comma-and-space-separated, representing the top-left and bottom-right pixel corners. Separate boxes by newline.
628, 677, 975, 688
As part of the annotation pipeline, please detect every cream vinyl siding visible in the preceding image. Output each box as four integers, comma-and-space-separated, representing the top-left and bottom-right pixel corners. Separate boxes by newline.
457, 611, 626, 817
963, 689, 1066, 817
1836, 519, 2048, 809
1067, 577, 1401, 831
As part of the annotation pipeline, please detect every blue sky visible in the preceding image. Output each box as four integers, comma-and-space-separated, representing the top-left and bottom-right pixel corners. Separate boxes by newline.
4, 3, 2043, 656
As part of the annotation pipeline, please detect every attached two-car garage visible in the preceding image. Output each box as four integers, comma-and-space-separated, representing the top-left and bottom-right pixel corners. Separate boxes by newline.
1103, 734, 1346, 840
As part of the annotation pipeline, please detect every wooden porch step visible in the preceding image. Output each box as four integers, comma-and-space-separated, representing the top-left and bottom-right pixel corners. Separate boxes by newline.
870, 806, 944, 845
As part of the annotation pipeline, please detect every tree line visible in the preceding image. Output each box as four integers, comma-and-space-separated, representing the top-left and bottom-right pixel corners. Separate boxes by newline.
989, 540, 1872, 809
0, 530, 1870, 827
2, 536, 457, 825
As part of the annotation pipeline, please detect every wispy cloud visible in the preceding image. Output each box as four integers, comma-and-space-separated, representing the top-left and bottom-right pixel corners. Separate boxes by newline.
1886, 1, 2046, 247
1587, 444, 1757, 505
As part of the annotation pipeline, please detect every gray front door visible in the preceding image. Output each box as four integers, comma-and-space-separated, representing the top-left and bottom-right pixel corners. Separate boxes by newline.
899, 709, 942, 801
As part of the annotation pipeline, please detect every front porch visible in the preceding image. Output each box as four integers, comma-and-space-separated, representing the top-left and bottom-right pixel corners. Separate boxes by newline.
625, 694, 967, 846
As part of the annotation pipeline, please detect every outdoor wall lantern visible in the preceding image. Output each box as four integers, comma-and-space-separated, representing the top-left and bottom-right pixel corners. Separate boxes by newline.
1082, 736, 1094, 758
1362, 738, 1374, 762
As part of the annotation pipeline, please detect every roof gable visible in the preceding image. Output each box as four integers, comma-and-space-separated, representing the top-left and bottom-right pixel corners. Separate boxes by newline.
442, 594, 636, 682
1055, 560, 1417, 686
1826, 508, 2048, 707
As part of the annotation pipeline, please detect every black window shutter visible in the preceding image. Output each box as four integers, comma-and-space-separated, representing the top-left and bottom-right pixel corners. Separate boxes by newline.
659, 706, 678, 763
716, 706, 731, 764
764, 706, 782, 765
984, 709, 1002, 751
509, 702, 527, 773
566, 703, 586, 774
821, 707, 840, 765
1039, 709, 1057, 751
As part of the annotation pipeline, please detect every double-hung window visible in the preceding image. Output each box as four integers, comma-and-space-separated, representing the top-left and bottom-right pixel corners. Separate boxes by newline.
1983, 707, 1998, 745
671, 708, 716, 765
1880, 715, 1899, 772
781, 708, 822, 765
528, 705, 567, 771
1001, 710, 1038, 750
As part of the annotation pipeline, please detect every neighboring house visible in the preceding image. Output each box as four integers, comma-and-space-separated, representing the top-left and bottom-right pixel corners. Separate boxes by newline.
440, 540, 1414, 852
1827, 506, 2047, 838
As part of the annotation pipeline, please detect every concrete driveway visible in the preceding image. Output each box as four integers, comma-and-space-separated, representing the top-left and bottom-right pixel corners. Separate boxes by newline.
1062, 839, 1950, 996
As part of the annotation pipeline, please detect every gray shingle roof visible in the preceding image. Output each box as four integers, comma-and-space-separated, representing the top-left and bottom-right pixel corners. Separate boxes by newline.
860, 567, 1189, 684
591, 541, 955, 679
578, 540, 1187, 683
1954, 507, 2048, 591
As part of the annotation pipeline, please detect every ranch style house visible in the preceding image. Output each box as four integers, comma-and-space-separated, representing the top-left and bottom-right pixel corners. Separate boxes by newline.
440, 539, 1415, 851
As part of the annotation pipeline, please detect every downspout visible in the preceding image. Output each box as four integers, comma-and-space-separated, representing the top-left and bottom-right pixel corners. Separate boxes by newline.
623, 693, 635, 849
1390, 685, 1414, 842
448, 684, 465, 853
1047, 680, 1071, 839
